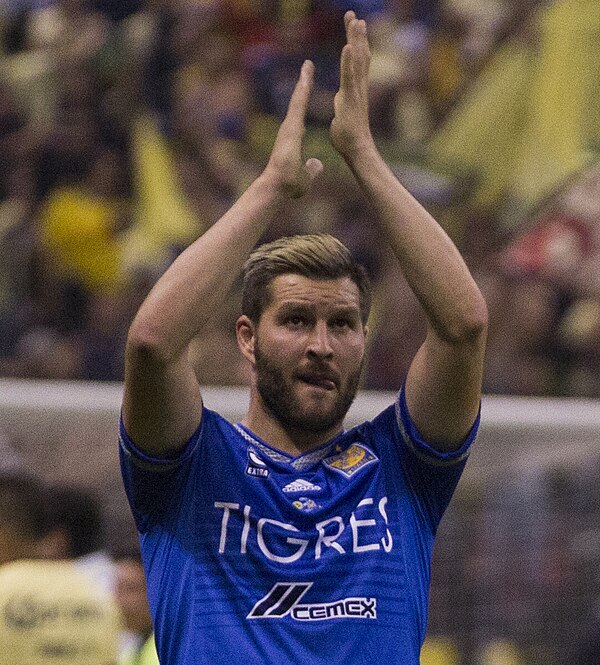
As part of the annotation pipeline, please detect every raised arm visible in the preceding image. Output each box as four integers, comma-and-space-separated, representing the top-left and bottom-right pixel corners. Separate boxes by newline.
331, 12, 488, 450
123, 61, 323, 457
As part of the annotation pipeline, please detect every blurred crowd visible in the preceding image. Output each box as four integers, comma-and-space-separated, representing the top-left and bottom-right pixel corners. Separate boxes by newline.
1, 0, 600, 397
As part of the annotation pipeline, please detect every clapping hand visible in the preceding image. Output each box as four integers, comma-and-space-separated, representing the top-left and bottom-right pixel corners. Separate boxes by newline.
263, 60, 324, 199
330, 11, 374, 162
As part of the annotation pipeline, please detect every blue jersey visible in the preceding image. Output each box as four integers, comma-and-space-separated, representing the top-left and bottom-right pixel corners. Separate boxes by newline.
120, 388, 477, 665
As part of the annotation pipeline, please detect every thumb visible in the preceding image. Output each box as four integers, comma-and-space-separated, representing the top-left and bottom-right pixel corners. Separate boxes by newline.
305, 157, 323, 183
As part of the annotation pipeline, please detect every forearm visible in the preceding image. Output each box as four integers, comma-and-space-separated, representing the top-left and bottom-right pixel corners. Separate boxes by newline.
129, 173, 285, 359
346, 145, 487, 342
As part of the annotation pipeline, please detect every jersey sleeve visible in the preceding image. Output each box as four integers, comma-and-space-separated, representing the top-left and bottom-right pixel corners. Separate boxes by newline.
119, 410, 204, 533
394, 384, 479, 532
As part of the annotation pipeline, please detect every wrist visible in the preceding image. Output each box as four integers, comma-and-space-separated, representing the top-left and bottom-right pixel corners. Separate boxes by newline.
341, 138, 380, 171
338, 136, 378, 166
253, 169, 289, 203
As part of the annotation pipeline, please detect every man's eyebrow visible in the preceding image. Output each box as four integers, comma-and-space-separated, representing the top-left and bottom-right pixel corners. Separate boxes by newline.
277, 301, 359, 312
277, 301, 312, 310
331, 306, 361, 316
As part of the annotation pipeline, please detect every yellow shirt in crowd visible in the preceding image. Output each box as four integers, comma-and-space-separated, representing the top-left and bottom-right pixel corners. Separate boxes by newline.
0, 559, 121, 665
40, 187, 125, 293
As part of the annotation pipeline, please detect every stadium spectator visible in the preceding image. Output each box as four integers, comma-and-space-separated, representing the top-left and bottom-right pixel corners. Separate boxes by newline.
37, 483, 116, 594
0, 560, 121, 665
122, 635, 159, 665
0, 472, 121, 664
421, 636, 461, 665
112, 548, 157, 665
0, 472, 46, 564
38, 146, 130, 296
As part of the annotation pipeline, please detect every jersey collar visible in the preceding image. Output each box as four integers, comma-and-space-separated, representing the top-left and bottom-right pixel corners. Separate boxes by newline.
233, 423, 346, 472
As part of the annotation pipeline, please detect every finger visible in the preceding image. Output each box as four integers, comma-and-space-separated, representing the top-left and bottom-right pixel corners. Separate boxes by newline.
282, 60, 314, 129
339, 43, 352, 92
305, 157, 323, 182
339, 32, 368, 91
341, 14, 369, 78
344, 10, 356, 36
344, 10, 366, 42
347, 15, 368, 47
353, 19, 370, 76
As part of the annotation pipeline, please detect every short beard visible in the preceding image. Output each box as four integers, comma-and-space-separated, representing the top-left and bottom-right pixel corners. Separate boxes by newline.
254, 339, 362, 437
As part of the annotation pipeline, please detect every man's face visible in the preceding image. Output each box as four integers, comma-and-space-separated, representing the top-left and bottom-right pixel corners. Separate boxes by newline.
250, 274, 366, 436
114, 558, 152, 635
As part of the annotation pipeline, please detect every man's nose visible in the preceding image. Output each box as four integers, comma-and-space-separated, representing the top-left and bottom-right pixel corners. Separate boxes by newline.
307, 322, 334, 357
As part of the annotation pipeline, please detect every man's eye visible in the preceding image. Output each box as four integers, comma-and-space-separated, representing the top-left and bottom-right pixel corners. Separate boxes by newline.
332, 318, 351, 329
286, 315, 306, 326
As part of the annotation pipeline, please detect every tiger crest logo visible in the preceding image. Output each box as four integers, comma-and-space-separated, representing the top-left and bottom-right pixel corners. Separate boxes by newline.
324, 443, 377, 477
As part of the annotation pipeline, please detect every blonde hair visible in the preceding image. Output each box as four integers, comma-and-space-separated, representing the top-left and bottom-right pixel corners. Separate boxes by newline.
242, 233, 371, 323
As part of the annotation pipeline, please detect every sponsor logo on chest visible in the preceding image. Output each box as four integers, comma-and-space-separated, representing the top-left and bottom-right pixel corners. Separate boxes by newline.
247, 582, 377, 622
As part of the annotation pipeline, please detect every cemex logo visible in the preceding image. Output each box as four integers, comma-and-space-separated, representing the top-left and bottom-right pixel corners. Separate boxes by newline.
247, 583, 377, 622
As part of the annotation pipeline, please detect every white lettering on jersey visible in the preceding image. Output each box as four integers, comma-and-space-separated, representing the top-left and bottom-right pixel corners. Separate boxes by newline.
257, 519, 309, 564
214, 496, 393, 563
350, 498, 380, 553
315, 517, 345, 559
241, 504, 251, 554
214, 502, 239, 553
378, 496, 393, 553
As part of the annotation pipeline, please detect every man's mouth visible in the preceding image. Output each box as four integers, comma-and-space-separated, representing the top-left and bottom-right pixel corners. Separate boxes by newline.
296, 372, 338, 391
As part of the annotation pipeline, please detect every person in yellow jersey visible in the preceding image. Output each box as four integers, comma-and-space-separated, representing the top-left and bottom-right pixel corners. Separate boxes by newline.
39, 148, 129, 295
0, 473, 121, 665
0, 559, 121, 665
112, 549, 157, 665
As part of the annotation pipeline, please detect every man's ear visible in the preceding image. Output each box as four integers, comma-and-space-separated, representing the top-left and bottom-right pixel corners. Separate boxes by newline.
236, 315, 256, 364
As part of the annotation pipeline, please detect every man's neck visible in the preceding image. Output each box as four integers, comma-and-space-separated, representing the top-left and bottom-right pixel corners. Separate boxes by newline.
241, 395, 343, 457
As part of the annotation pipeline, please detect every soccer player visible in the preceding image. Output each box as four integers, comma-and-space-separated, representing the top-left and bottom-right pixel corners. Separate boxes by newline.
120, 11, 487, 664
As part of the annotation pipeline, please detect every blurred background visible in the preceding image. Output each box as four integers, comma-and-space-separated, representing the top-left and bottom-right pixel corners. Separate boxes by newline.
1, 0, 600, 663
